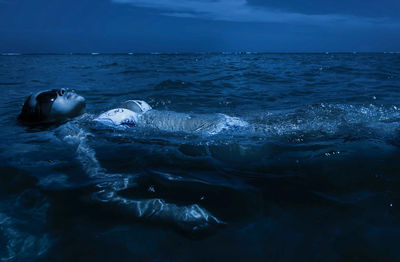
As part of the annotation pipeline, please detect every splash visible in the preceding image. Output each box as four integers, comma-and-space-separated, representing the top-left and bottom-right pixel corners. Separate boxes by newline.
56, 120, 224, 233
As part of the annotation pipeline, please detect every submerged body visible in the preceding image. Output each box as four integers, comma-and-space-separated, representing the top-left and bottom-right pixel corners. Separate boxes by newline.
94, 100, 248, 134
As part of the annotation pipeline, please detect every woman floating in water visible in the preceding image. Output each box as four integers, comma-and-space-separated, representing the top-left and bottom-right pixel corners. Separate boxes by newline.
17, 89, 230, 234
18, 88, 247, 134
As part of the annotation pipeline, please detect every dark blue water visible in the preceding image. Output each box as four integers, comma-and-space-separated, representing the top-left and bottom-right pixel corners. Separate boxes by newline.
1, 53, 400, 261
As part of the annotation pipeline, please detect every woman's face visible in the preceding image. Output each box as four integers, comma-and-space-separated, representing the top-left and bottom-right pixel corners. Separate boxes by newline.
50, 88, 86, 119
19, 88, 86, 122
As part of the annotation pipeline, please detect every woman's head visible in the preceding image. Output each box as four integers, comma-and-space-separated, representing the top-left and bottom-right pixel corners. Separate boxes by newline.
18, 88, 85, 123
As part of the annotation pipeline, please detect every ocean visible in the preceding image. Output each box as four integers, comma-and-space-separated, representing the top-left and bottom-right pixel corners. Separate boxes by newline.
1, 53, 400, 261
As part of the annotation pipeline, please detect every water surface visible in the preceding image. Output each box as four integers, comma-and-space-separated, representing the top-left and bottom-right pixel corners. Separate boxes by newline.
1, 53, 400, 261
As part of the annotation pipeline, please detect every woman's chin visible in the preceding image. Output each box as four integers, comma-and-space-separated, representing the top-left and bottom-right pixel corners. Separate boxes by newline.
51, 102, 86, 121
75, 95, 85, 103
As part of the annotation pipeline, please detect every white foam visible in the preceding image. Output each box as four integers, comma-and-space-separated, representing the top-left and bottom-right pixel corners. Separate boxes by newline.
57, 121, 224, 232
197, 114, 248, 135
58, 122, 104, 177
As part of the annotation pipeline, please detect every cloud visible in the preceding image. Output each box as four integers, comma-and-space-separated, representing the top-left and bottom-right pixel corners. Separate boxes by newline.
112, 0, 381, 25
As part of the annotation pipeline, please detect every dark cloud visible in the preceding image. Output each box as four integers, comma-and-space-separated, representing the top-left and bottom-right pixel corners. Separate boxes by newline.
112, 0, 389, 25
247, 0, 400, 18
0, 0, 399, 52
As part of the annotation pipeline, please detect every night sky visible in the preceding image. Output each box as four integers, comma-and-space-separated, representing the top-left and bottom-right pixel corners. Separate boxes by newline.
0, 0, 399, 53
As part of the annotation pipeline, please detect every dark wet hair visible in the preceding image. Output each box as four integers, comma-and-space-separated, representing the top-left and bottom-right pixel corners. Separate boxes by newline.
18, 90, 59, 122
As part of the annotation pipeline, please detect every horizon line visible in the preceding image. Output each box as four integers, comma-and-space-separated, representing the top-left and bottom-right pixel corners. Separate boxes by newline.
2, 51, 400, 56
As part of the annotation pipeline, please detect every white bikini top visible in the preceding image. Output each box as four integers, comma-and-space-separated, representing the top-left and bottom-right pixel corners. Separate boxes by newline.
94, 100, 152, 127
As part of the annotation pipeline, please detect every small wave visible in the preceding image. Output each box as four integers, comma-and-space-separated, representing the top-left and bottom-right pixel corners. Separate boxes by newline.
0, 82, 24, 86
69, 65, 92, 69
0, 188, 51, 261
93, 191, 224, 233
249, 103, 400, 140
58, 121, 104, 177
116, 69, 152, 75
325, 65, 359, 74
57, 121, 225, 234
97, 62, 118, 69
37, 174, 69, 189
312, 191, 378, 205
0, 212, 51, 261
153, 80, 194, 90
